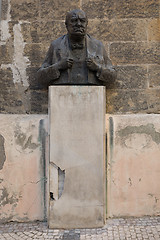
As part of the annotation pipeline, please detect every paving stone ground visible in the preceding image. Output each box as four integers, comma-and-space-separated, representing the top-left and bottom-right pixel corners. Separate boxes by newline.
0, 216, 160, 239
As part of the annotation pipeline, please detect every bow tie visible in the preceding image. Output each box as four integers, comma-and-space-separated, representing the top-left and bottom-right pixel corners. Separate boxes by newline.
71, 43, 84, 50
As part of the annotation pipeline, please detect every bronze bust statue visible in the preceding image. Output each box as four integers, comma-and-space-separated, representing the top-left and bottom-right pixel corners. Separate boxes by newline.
37, 9, 116, 86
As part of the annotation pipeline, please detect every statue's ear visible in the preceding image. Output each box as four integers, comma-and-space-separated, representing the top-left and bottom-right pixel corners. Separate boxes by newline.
86, 18, 88, 25
65, 21, 68, 30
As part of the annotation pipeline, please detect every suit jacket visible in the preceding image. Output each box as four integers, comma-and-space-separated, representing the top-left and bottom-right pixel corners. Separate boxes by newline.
37, 34, 116, 86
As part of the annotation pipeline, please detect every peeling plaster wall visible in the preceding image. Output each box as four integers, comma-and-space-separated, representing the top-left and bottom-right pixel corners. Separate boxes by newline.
0, 113, 160, 222
0, 114, 48, 223
106, 114, 160, 217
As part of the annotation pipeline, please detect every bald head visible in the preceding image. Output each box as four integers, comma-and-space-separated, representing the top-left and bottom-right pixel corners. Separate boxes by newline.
65, 9, 88, 25
65, 9, 88, 39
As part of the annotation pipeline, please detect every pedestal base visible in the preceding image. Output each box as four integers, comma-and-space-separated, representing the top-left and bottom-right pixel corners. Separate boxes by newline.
49, 86, 106, 229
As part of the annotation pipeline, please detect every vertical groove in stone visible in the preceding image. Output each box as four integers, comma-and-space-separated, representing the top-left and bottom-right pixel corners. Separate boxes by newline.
39, 119, 47, 221
58, 168, 65, 199
0, 0, 1, 20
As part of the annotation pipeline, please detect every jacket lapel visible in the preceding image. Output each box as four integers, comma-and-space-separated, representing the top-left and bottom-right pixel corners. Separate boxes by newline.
86, 34, 96, 59
59, 35, 70, 58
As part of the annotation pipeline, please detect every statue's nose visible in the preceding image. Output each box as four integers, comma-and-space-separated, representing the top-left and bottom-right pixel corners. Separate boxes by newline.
77, 19, 81, 26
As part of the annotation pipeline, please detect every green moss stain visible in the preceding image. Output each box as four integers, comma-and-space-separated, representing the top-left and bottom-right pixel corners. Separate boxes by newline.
14, 126, 39, 151
106, 117, 114, 215
38, 119, 47, 221
0, 187, 18, 206
22, 135, 39, 150
118, 123, 160, 145
109, 117, 114, 159
0, 134, 6, 170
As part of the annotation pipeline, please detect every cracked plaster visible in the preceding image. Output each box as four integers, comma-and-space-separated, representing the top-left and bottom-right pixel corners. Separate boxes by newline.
106, 114, 160, 218
0, 114, 48, 223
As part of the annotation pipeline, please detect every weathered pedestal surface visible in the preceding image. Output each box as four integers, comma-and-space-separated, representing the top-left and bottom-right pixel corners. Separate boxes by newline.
49, 86, 106, 229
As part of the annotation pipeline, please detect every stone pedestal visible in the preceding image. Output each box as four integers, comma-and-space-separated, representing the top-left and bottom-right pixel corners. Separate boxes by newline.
49, 86, 106, 229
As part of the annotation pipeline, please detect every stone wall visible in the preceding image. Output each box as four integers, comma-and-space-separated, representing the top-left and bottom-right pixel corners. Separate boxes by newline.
0, 0, 159, 114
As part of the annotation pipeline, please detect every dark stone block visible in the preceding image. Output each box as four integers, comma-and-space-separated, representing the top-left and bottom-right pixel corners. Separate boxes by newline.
10, 0, 39, 21
33, 21, 66, 44
0, 45, 13, 64
0, 68, 13, 88
149, 65, 160, 88
1, 0, 9, 20
110, 42, 160, 65
82, 0, 159, 19
88, 19, 147, 42
113, 0, 159, 18
107, 65, 148, 89
39, 0, 79, 20
0, 90, 24, 114
82, 0, 115, 19
24, 43, 49, 67
107, 88, 160, 114
148, 19, 160, 42
147, 89, 160, 113
30, 90, 48, 114
8, 21, 19, 41
27, 67, 46, 90
20, 21, 66, 44
0, 69, 31, 114
106, 89, 149, 113
20, 22, 33, 43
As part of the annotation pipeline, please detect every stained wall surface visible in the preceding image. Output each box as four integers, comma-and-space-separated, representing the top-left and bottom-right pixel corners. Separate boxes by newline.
106, 114, 160, 217
0, 0, 159, 114
0, 114, 48, 223
1, 114, 160, 222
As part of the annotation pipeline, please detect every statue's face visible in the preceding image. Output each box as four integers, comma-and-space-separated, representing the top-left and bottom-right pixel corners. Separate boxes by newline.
66, 10, 87, 37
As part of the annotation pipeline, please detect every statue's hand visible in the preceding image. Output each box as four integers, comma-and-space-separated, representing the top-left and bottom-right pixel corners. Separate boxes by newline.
57, 58, 73, 70
86, 58, 99, 72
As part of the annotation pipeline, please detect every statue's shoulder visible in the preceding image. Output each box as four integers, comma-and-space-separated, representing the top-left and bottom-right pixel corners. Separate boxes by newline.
86, 34, 104, 48
50, 35, 67, 48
